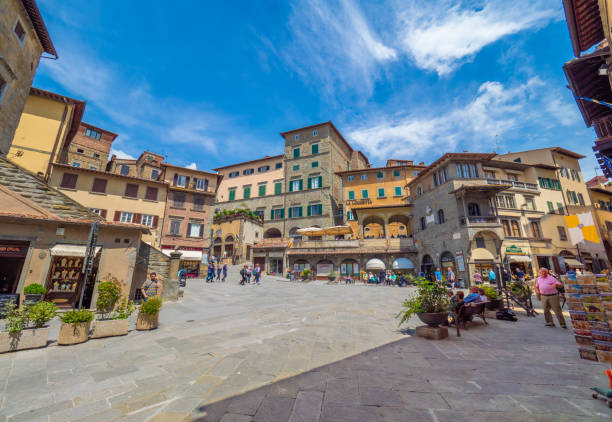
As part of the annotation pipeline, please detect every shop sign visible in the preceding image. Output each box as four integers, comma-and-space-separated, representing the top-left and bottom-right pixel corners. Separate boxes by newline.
0, 245, 28, 257
455, 250, 465, 272
505, 245, 525, 255
317, 263, 333, 275
346, 199, 372, 206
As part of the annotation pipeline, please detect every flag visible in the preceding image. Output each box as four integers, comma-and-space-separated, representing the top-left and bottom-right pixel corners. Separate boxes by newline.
601, 155, 612, 174
577, 96, 612, 110
565, 212, 600, 245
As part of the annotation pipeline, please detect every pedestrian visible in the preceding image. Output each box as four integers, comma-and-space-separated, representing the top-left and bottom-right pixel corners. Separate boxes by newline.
178, 268, 187, 287
254, 264, 261, 284
516, 267, 525, 282
473, 271, 482, 285
246, 266, 252, 284
434, 267, 442, 283
222, 264, 228, 282
216, 265, 222, 281
216, 255, 221, 265
447, 267, 456, 288
378, 270, 385, 285
240, 265, 247, 285
207, 261, 215, 283
345, 274, 352, 284
142, 272, 162, 302
502, 268, 510, 287
488, 268, 496, 285
535, 268, 567, 328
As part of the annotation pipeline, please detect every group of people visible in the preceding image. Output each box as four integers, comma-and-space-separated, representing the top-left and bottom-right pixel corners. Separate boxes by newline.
239, 264, 261, 285
364, 270, 408, 286
205, 258, 228, 283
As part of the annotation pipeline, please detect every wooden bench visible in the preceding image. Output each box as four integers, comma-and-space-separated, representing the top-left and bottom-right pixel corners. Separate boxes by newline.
449, 301, 488, 337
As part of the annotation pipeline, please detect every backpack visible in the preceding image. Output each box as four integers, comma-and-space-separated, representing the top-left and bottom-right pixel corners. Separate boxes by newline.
240, 269, 246, 277
496, 308, 517, 321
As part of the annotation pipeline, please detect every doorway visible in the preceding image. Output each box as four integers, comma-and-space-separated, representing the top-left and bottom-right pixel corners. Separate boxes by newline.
0, 241, 29, 295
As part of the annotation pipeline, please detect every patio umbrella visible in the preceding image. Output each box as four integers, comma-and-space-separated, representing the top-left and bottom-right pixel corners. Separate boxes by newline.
322, 225, 353, 236
296, 227, 325, 236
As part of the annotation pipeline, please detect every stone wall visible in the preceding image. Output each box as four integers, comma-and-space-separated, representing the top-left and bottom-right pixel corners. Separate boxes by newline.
132, 242, 171, 297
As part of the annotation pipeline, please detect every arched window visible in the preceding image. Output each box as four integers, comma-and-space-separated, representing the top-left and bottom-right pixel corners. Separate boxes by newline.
437, 209, 445, 224
468, 203, 480, 216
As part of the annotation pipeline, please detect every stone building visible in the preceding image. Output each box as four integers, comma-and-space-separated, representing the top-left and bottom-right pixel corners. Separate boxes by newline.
66, 122, 117, 171
587, 179, 612, 266
212, 212, 264, 266
8, 88, 85, 179
0, 0, 57, 155
159, 163, 221, 276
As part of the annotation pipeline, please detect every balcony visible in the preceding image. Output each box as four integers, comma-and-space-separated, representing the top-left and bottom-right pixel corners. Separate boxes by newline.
292, 239, 359, 249
459, 216, 500, 226
485, 178, 538, 191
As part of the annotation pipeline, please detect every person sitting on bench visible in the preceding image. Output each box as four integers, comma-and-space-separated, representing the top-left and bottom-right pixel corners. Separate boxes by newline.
464, 287, 480, 303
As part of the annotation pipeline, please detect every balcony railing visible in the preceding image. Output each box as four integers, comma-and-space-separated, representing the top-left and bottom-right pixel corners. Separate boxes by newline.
292, 239, 360, 249
485, 178, 538, 191
459, 216, 500, 226
595, 115, 612, 138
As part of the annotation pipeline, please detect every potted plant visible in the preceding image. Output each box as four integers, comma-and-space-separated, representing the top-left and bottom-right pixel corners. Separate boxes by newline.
482, 285, 503, 310
300, 269, 311, 281
0, 301, 57, 353
397, 276, 449, 328
136, 297, 162, 330
328, 270, 337, 282
58, 309, 94, 345
91, 280, 131, 339
23, 284, 46, 304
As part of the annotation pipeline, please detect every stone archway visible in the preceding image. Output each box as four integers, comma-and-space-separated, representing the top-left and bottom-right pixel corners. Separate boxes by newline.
264, 228, 282, 239
362, 216, 385, 239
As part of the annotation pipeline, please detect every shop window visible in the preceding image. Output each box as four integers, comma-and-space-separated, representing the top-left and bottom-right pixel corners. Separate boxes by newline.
145, 186, 158, 201
124, 183, 138, 198
557, 226, 568, 241
91, 178, 107, 194
60, 173, 78, 189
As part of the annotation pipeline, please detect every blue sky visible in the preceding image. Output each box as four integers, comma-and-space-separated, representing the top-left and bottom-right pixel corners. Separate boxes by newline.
34, 0, 602, 179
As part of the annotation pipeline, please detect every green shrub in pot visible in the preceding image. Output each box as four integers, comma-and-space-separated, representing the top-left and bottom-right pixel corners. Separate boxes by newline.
482, 285, 500, 300
96, 280, 122, 320
112, 299, 135, 320
4, 302, 27, 334
140, 297, 162, 315
60, 309, 94, 324
27, 301, 58, 328
23, 284, 46, 295
396, 276, 449, 327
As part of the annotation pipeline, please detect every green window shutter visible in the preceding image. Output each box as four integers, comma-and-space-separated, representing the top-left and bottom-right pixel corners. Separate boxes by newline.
348, 191, 355, 200
229, 190, 235, 201
318, 176, 322, 187
280, 209, 285, 218
289, 182, 293, 192
244, 187, 250, 199
307, 205, 311, 216
293, 148, 300, 158
308, 178, 312, 189
312, 144, 318, 154
288, 207, 293, 218
298, 179, 303, 191
298, 206, 303, 217
538, 177, 544, 188
270, 209, 274, 220
293, 164, 299, 171
557, 203, 564, 214
547, 201, 554, 213
275, 182, 281, 194
259, 185, 266, 197
362, 190, 368, 199
317, 204, 322, 214
312, 161, 318, 168
394, 186, 401, 196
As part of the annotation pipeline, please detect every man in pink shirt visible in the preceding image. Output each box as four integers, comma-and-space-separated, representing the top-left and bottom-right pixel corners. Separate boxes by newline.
535, 268, 567, 328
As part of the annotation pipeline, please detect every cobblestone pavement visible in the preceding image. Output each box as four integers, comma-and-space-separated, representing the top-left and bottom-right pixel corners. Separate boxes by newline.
0, 277, 610, 421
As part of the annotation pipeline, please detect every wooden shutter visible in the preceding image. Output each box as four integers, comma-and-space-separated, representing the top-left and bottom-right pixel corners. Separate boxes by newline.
280, 209, 284, 219
307, 205, 311, 216
152, 216, 159, 227
113, 211, 121, 221
100, 209, 107, 219
289, 181, 293, 192
133, 213, 142, 224
307, 178, 312, 189
288, 207, 293, 218
317, 204, 322, 215
298, 207, 302, 217
92, 178, 107, 193
318, 176, 322, 187
298, 180, 303, 191
125, 183, 138, 198
185, 176, 191, 188
199, 224, 204, 238
270, 209, 274, 220
173, 173, 178, 186
187, 223, 192, 237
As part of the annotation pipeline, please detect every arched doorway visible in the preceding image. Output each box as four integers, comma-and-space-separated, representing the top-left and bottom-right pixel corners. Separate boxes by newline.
224, 235, 234, 262
471, 230, 500, 283
388, 215, 410, 238
440, 251, 455, 277
289, 227, 302, 242
213, 237, 222, 258
316, 259, 334, 278
264, 228, 282, 238
392, 257, 415, 275
363, 216, 385, 239
421, 254, 434, 278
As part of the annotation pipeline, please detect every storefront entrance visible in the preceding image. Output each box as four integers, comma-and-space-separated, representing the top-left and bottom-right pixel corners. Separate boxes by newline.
269, 258, 283, 275
0, 241, 29, 294
474, 262, 495, 282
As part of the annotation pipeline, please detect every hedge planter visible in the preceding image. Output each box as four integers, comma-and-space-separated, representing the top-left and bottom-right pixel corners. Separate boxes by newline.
24, 294, 44, 305
91, 319, 129, 339
417, 312, 449, 327
58, 321, 91, 345
485, 299, 503, 311
0, 328, 49, 353
136, 312, 159, 330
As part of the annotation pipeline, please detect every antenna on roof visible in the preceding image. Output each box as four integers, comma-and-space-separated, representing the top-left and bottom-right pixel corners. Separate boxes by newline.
494, 134, 499, 154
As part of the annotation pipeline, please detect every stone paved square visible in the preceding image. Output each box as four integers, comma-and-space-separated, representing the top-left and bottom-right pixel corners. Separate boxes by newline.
0, 277, 610, 421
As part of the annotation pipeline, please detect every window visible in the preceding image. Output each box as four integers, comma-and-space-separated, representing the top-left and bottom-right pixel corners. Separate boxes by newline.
475, 237, 485, 248
361, 189, 369, 199
557, 203, 564, 215
547, 201, 554, 214
275, 182, 282, 195
257, 165, 270, 173
437, 209, 445, 224
348, 190, 356, 200
173, 174, 185, 187
85, 128, 102, 140
413, 171, 419, 177
538, 177, 561, 190
571, 191, 578, 204
195, 178, 207, 190
173, 192, 185, 208
141, 214, 154, 227
566, 190, 573, 204
275, 162, 283, 169
288, 206, 303, 218
557, 226, 568, 241
420, 217, 426, 230
294, 135, 300, 140
187, 222, 203, 238
313, 130, 318, 136
524, 196, 536, 211
308, 176, 322, 189
290, 179, 302, 192
393, 170, 400, 177
311, 144, 319, 154
119, 165, 129, 176
347, 210, 354, 221
145, 187, 158, 201
120, 212, 133, 223
416, 185, 423, 197
77, 148, 84, 154
124, 183, 138, 198
243, 168, 254, 175
484, 171, 495, 179
457, 162, 478, 178
377, 172, 384, 179
169, 220, 181, 235
469, 164, 478, 178
348, 175, 355, 181
394, 186, 402, 196
308, 204, 323, 216
531, 221, 542, 238
508, 174, 518, 181
258, 184, 266, 197
577, 193, 585, 206
93, 152, 100, 159
13, 20, 26, 43
502, 220, 511, 237
243, 186, 251, 199
193, 195, 205, 211
456, 164, 463, 178
293, 165, 299, 171
293, 147, 300, 158
150, 169, 159, 180
468, 203, 480, 216
228, 171, 239, 178
228, 189, 236, 201
91, 178, 107, 194
90, 208, 102, 216
60, 173, 78, 189
378, 188, 385, 197
496, 195, 516, 209
360, 174, 368, 180
72, 161, 81, 168
312, 161, 318, 168
510, 220, 521, 237
271, 208, 284, 220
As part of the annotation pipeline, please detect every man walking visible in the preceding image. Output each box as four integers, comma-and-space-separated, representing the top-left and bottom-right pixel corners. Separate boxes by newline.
216, 264, 222, 281
222, 263, 228, 282
240, 265, 247, 285
142, 272, 162, 302
254, 264, 261, 284
447, 267, 456, 288
535, 268, 567, 328
246, 266, 252, 284
488, 268, 496, 285
207, 262, 215, 283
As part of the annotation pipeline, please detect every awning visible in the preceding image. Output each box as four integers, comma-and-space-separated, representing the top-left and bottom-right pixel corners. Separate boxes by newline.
563, 258, 585, 268
323, 225, 353, 235
50, 244, 101, 257
297, 227, 324, 236
162, 249, 203, 261
470, 248, 495, 261
507, 255, 532, 263
366, 258, 385, 270
392, 258, 414, 269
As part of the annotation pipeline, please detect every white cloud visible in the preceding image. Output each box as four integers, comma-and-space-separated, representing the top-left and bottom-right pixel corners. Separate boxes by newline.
399, 1, 561, 75
185, 162, 197, 170
347, 77, 561, 161
109, 148, 136, 160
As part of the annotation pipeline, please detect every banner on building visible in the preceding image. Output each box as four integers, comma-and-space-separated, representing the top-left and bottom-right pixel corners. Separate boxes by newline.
565, 212, 599, 245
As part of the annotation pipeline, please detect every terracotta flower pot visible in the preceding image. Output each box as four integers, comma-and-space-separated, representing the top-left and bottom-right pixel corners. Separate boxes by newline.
136, 312, 159, 330
58, 321, 91, 345
0, 328, 49, 353
417, 312, 449, 327
90, 319, 129, 339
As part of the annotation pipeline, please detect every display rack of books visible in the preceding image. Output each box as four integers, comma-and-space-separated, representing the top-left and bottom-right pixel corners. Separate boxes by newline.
563, 273, 612, 363
44, 256, 83, 308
